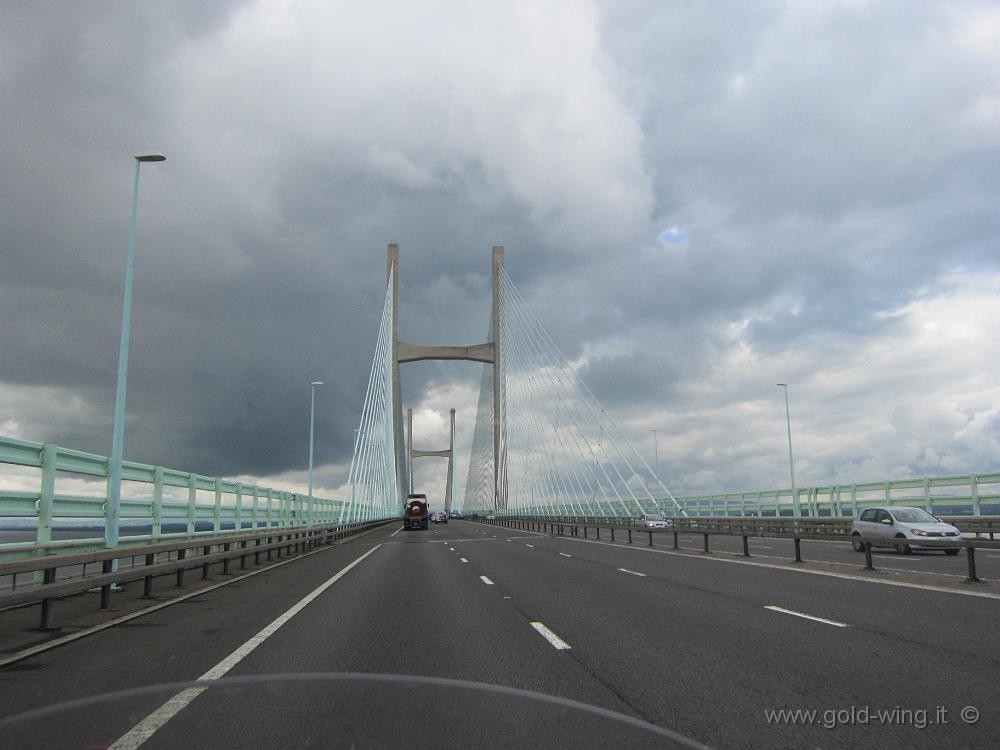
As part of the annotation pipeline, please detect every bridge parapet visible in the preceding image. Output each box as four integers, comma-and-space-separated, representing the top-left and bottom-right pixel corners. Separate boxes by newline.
0, 435, 351, 561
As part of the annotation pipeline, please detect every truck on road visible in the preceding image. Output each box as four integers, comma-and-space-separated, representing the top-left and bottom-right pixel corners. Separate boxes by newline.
404, 494, 429, 530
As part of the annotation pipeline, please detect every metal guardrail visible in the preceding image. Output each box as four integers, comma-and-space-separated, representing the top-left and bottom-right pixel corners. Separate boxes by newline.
0, 518, 395, 630
471, 515, 1000, 586
0, 435, 355, 558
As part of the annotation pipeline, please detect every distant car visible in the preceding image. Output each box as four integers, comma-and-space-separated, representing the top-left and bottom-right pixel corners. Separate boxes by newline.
850, 506, 962, 555
437, 511, 448, 524
486, 513, 496, 520
635, 513, 671, 529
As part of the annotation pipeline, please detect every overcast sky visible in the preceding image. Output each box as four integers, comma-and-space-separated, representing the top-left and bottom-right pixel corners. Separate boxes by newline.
2, 0, 998, 506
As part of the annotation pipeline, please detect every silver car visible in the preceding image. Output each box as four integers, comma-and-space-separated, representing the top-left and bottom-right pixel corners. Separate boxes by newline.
850, 506, 962, 555
635, 513, 672, 529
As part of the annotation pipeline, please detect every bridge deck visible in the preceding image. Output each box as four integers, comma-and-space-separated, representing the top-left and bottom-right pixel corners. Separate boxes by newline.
1, 520, 997, 748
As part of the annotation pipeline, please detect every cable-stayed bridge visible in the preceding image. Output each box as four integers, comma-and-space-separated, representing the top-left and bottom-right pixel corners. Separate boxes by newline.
2, 245, 999, 749
348, 244, 682, 522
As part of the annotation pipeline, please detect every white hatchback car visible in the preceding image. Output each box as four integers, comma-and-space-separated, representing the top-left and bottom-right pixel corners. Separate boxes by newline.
850, 506, 962, 555
635, 513, 672, 529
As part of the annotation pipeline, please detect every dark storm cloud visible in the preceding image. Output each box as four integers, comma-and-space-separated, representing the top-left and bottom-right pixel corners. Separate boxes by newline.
2, 1, 998, 499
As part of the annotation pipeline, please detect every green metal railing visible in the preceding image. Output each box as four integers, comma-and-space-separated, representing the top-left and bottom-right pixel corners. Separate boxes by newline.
0, 435, 348, 560
668, 473, 1000, 517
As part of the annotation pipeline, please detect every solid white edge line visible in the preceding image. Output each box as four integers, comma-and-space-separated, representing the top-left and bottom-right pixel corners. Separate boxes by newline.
0, 522, 393, 669
390, 525, 403, 537
480, 576, 494, 585
765, 605, 849, 628
108, 544, 382, 749
530, 621, 571, 650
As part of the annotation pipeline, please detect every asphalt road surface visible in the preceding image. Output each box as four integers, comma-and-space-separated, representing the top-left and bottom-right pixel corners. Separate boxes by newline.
1, 520, 997, 749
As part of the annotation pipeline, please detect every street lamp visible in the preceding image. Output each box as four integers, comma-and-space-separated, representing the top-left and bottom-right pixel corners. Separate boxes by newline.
776, 383, 800, 517
106, 153, 166, 552
308, 380, 324, 526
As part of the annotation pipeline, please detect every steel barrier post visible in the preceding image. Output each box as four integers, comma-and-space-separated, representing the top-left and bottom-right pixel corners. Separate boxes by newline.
965, 546, 980, 583
742, 535, 749, 557
628, 528, 632, 544
38, 568, 57, 630
202, 545, 211, 579
223, 543, 231, 575
864, 542, 874, 570
793, 538, 802, 562
176, 549, 186, 587
100, 559, 113, 609
703, 533, 710, 553
673, 531, 678, 549
648, 530, 653, 546
142, 553, 155, 598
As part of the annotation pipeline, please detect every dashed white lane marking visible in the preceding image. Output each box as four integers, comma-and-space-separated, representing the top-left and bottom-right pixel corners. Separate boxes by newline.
109, 544, 382, 749
448, 547, 455, 551
559, 553, 573, 558
617, 568, 646, 577
390, 525, 404, 537
530, 621, 572, 650
765, 605, 849, 628
555, 535, 1000, 601
460, 558, 469, 563
525, 544, 535, 548
480, 576, 494, 585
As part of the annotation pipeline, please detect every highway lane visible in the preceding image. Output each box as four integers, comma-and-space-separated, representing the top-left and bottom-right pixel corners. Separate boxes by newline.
503, 521, 1000, 580
454, 523, 998, 748
1, 519, 997, 748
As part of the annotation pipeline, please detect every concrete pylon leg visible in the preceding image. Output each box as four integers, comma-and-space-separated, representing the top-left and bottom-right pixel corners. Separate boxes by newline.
407, 408, 413, 495
445, 408, 455, 512
492, 245, 506, 511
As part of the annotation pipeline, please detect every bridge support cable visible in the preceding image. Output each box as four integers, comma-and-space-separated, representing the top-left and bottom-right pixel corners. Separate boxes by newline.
507, 273, 684, 516
499, 291, 622, 517
500, 308, 609, 517
475, 266, 684, 518
344, 270, 401, 523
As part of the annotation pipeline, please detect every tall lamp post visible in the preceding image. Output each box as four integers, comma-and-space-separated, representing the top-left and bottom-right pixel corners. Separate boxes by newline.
106, 153, 166, 552
308, 380, 324, 527
776, 383, 800, 517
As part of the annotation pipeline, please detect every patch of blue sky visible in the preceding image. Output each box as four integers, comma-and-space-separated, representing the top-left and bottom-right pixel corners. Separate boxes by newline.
658, 226, 687, 245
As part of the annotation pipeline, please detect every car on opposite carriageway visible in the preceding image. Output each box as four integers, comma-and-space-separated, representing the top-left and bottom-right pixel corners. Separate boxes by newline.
850, 506, 962, 555
634, 513, 672, 529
